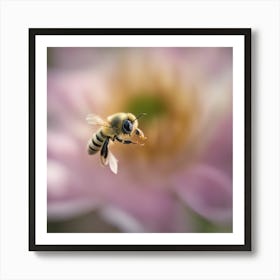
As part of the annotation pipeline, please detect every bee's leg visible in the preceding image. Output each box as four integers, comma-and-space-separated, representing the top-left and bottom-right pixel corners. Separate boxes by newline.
116, 136, 136, 144
135, 129, 140, 136
134, 128, 145, 138
101, 137, 110, 158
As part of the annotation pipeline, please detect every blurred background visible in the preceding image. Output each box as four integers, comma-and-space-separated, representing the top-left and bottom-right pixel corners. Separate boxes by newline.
47, 47, 232, 233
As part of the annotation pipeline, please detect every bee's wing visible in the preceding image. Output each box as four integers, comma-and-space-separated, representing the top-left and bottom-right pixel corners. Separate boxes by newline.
100, 150, 118, 174
100, 141, 118, 174
86, 114, 109, 127
108, 150, 118, 174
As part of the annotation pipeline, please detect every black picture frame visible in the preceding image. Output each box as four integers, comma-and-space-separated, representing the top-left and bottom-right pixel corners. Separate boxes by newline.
29, 28, 251, 251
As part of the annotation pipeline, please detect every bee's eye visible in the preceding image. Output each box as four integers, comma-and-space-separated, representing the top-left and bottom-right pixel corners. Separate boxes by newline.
122, 120, 133, 134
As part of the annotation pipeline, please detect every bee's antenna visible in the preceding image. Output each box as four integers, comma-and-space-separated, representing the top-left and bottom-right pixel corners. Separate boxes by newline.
133, 113, 147, 122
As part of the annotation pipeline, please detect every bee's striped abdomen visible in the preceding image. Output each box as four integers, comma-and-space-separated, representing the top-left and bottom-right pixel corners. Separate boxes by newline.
88, 129, 106, 155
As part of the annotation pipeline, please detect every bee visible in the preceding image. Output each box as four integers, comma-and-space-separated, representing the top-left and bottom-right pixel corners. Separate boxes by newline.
86, 112, 147, 174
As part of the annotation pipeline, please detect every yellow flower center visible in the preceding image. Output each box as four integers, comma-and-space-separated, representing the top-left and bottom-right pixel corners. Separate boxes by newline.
102, 53, 205, 176
125, 94, 167, 122
106, 87, 202, 176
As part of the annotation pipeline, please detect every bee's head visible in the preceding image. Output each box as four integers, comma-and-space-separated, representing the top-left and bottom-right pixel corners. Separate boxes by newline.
122, 113, 146, 134
122, 119, 134, 134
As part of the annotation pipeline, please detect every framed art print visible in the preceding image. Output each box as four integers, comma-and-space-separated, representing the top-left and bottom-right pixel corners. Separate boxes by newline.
29, 28, 251, 251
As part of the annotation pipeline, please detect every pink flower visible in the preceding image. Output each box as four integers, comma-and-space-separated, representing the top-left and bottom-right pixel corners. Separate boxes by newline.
47, 47, 232, 232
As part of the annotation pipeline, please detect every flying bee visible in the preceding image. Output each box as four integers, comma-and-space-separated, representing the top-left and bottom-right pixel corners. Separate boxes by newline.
86, 112, 147, 174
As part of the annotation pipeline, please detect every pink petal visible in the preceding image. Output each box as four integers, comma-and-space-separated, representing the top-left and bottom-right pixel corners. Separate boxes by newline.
102, 186, 192, 233
47, 160, 70, 199
48, 199, 99, 221
174, 165, 232, 224
202, 114, 233, 180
